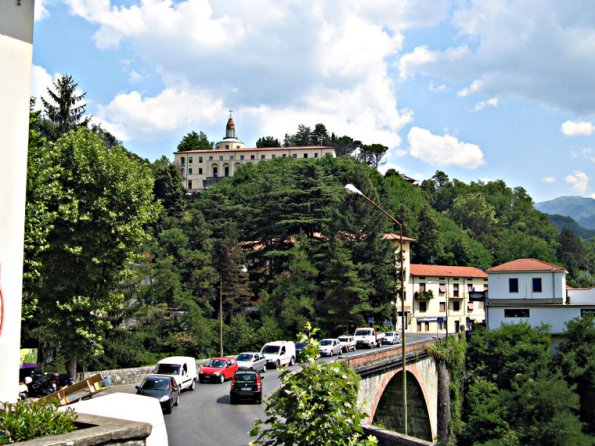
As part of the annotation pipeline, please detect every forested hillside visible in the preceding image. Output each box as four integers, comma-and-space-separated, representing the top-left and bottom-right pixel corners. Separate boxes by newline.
22, 77, 594, 372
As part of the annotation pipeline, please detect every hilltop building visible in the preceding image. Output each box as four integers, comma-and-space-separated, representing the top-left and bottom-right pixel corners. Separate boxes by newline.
174, 114, 336, 192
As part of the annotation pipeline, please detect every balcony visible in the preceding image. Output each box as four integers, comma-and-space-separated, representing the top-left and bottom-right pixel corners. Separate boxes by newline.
414, 290, 434, 299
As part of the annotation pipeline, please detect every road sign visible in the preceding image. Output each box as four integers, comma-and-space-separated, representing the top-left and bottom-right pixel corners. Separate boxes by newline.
367, 317, 374, 324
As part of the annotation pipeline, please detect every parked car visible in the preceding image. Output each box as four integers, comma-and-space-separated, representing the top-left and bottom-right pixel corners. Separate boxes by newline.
230, 370, 262, 404
295, 341, 308, 356
337, 335, 356, 353
199, 357, 238, 383
135, 374, 180, 414
235, 352, 267, 374
261, 341, 296, 368
153, 356, 197, 391
354, 327, 385, 349
382, 331, 401, 345
318, 338, 343, 357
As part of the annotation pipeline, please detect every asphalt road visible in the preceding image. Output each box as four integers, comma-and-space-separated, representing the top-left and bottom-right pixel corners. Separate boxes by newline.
104, 333, 439, 446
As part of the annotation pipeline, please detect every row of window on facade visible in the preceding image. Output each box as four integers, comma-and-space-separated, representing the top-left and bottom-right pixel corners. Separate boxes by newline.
417, 282, 486, 297
417, 320, 465, 332
417, 300, 479, 313
180, 152, 320, 166
509, 277, 543, 293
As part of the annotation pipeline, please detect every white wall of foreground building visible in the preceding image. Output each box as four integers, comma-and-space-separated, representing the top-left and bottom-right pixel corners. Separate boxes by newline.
568, 287, 595, 305
487, 305, 594, 334
0, 1, 34, 403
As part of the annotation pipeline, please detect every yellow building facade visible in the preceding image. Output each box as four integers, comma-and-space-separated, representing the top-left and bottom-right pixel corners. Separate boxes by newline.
174, 116, 336, 192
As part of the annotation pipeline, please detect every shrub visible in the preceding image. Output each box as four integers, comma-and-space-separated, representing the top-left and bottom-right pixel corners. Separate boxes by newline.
0, 399, 77, 444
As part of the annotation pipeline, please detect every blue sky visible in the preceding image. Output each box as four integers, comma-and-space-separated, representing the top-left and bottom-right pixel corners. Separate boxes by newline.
31, 0, 595, 203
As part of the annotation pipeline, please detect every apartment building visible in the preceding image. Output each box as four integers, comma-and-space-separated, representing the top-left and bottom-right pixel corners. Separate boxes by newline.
407, 264, 488, 334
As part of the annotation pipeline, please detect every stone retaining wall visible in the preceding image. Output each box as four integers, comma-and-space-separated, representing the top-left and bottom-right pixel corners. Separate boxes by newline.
15, 414, 151, 445
82, 360, 208, 386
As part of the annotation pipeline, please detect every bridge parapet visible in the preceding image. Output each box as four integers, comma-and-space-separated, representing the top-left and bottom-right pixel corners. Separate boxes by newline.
341, 340, 436, 376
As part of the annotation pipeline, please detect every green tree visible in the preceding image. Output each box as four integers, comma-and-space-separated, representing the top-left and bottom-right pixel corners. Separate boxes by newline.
557, 315, 595, 434
449, 192, 497, 243
359, 143, 388, 168
311, 123, 330, 145
41, 74, 90, 140
466, 323, 551, 390
261, 241, 318, 336
256, 136, 281, 147
152, 156, 185, 217
25, 128, 159, 376
557, 228, 586, 272
317, 239, 370, 335
251, 324, 377, 446
330, 135, 361, 157
177, 130, 213, 151
413, 206, 444, 264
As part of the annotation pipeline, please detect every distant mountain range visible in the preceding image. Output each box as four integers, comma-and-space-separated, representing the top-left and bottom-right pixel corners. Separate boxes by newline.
535, 196, 595, 235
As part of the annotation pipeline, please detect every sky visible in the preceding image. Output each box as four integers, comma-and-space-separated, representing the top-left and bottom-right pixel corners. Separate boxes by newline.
30, 0, 595, 203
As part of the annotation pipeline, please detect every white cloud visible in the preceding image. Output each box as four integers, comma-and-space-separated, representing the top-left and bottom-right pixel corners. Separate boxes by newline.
560, 120, 594, 136
429, 81, 451, 92
61, 0, 430, 148
30, 65, 54, 108
96, 87, 224, 141
398, 2, 595, 114
378, 162, 407, 175
407, 127, 485, 169
542, 176, 556, 184
34, 0, 50, 21
128, 70, 143, 84
399, 46, 437, 80
458, 80, 483, 97
473, 97, 498, 112
564, 171, 589, 193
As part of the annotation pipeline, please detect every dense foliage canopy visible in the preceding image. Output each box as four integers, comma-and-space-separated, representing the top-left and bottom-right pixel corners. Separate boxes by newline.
22, 76, 593, 382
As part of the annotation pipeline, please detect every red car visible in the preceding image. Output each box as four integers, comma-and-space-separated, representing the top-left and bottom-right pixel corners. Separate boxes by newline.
199, 357, 238, 383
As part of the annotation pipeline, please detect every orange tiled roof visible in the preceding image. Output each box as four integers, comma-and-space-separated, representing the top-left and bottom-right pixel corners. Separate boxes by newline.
383, 233, 417, 243
487, 258, 565, 273
410, 264, 487, 278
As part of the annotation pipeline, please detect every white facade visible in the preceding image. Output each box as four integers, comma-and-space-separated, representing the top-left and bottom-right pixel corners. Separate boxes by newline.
0, 1, 34, 403
487, 306, 589, 334
486, 259, 594, 334
488, 270, 566, 302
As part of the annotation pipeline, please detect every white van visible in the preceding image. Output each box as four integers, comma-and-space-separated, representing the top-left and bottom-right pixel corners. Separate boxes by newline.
153, 356, 197, 391
260, 341, 296, 369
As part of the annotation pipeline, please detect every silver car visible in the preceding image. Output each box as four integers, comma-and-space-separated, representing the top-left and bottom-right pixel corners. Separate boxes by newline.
382, 331, 401, 345
318, 338, 342, 357
235, 352, 267, 374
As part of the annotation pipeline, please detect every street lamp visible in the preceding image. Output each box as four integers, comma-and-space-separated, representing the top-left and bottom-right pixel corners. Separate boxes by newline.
344, 183, 408, 436
220, 263, 248, 357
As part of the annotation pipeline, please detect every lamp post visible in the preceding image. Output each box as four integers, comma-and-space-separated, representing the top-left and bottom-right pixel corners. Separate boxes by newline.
344, 184, 408, 436
219, 261, 248, 357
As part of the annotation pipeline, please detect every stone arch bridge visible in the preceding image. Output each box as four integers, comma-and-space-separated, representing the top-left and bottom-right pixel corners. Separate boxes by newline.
341, 338, 441, 444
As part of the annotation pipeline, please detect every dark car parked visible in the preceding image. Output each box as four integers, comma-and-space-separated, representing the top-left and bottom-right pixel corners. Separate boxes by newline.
136, 374, 180, 414
230, 370, 262, 404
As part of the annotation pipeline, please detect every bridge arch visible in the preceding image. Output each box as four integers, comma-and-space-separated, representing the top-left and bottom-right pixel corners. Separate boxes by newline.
372, 368, 433, 441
